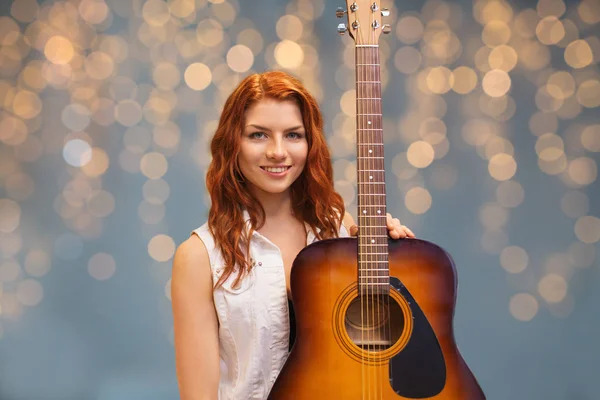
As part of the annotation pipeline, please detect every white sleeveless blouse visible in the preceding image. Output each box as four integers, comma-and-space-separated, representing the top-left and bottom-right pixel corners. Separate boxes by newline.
191, 211, 349, 400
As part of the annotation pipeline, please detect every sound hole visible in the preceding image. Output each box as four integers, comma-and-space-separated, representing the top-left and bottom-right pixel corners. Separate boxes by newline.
344, 295, 405, 352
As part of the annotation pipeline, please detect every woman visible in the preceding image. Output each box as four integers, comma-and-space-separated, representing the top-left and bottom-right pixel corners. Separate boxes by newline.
171, 71, 415, 400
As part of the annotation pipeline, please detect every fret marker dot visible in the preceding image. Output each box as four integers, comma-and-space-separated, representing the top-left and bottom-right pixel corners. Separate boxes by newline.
368, 121, 372, 125
377, 210, 381, 214
369, 149, 373, 153
369, 175, 373, 180
363, 209, 367, 214
371, 239, 375, 243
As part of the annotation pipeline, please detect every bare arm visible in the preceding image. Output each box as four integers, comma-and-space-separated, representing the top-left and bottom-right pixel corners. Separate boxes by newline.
342, 211, 358, 236
172, 234, 219, 400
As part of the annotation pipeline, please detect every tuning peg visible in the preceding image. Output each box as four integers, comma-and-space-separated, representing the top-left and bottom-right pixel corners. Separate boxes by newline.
337, 23, 347, 35
382, 24, 391, 34
381, 8, 390, 17
336, 7, 346, 18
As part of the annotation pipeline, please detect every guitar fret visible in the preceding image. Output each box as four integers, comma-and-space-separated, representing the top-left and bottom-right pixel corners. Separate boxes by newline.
359, 278, 389, 280
358, 253, 388, 256
360, 268, 389, 271
357, 113, 382, 115
357, 98, 381, 100
359, 282, 389, 285
359, 169, 385, 171
359, 156, 384, 159
356, 45, 379, 48
357, 82, 381, 84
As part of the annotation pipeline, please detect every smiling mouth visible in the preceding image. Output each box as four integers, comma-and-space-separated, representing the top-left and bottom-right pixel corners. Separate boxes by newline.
261, 166, 291, 173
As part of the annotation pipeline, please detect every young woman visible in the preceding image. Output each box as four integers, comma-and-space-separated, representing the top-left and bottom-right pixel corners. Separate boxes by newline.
171, 71, 415, 400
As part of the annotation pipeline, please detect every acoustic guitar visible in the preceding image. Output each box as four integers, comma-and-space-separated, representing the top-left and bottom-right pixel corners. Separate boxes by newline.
268, 1, 486, 398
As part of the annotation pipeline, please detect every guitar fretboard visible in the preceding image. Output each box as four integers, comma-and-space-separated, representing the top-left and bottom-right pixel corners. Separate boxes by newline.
355, 46, 389, 294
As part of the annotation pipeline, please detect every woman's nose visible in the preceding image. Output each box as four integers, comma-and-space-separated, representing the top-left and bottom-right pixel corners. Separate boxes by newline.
266, 138, 287, 159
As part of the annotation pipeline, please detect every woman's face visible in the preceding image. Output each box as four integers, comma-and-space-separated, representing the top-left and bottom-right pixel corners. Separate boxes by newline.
238, 98, 308, 199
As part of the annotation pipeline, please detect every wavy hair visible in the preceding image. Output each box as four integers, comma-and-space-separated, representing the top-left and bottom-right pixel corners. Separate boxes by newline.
205, 71, 345, 289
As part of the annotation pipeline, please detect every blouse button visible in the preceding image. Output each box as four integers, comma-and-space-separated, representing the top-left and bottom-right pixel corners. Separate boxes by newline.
258, 262, 262, 266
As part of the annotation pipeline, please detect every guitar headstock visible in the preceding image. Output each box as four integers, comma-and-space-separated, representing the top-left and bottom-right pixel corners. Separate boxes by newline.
337, 1, 391, 45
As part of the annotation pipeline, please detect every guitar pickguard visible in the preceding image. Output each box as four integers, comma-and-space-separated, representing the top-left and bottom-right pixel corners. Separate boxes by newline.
388, 276, 446, 398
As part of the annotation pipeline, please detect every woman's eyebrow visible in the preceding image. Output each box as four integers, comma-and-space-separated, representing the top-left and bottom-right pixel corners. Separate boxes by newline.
245, 124, 304, 132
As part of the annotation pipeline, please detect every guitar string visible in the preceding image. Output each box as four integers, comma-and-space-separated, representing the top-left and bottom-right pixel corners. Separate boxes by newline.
364, 39, 374, 399
356, 30, 367, 400
365, 27, 380, 398
361, 35, 374, 400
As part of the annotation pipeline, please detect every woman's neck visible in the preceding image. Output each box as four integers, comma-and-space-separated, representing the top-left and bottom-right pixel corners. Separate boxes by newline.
252, 190, 296, 220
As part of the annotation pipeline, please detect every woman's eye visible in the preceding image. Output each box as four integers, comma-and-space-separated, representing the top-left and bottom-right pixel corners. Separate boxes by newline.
288, 132, 303, 139
249, 132, 265, 139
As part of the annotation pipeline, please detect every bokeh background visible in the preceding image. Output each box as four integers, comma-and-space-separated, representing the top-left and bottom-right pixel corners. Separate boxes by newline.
0, 0, 599, 398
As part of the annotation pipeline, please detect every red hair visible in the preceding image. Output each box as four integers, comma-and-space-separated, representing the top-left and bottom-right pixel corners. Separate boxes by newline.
205, 71, 345, 289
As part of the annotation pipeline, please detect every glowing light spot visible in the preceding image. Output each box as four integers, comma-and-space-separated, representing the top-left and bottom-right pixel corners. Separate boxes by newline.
142, 0, 171, 26
488, 153, 517, 181
535, 16, 565, 45
12, 90, 42, 119
500, 246, 528, 273
482, 69, 511, 98
81, 147, 110, 177
394, 47, 421, 74
148, 234, 176, 262
396, 16, 424, 45
0, 198, 21, 233
564, 39, 594, 69
0, 259, 21, 283
488, 45, 518, 72
276, 15, 303, 41
24, 250, 51, 278
404, 187, 432, 215
538, 274, 568, 303
115, 99, 143, 126
184, 63, 211, 91
451, 66, 477, 94
509, 293, 538, 321
561, 191, 589, 218
479, 203, 508, 230
581, 124, 600, 152
226, 45, 254, 73
406, 141, 435, 168
79, 0, 110, 25
88, 252, 116, 280
62, 103, 91, 131
63, 139, 92, 167
426, 67, 452, 94
87, 190, 115, 218
274, 40, 304, 69
140, 152, 168, 179
196, 19, 223, 47
16, 279, 43, 306
482, 21, 511, 47
153, 62, 181, 90
568, 157, 597, 186
575, 216, 600, 244
576, 80, 600, 108
44, 36, 74, 65
496, 181, 524, 208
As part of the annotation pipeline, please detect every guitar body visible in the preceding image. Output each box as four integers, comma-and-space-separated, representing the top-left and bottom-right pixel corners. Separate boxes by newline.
268, 237, 485, 399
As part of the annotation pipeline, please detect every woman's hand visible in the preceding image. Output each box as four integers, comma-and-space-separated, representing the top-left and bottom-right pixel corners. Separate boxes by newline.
385, 213, 415, 239
345, 212, 415, 239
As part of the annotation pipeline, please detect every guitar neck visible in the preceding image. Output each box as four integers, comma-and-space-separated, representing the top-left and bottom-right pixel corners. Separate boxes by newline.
355, 45, 389, 294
